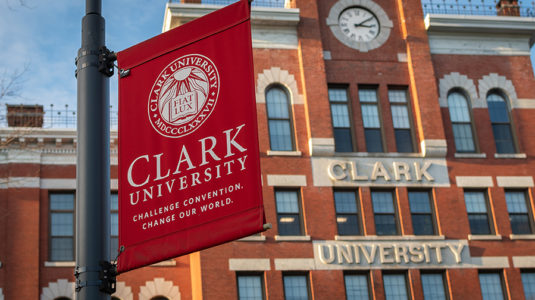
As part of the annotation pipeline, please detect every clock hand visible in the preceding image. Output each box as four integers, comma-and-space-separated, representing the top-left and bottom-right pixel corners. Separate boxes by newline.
354, 17, 373, 28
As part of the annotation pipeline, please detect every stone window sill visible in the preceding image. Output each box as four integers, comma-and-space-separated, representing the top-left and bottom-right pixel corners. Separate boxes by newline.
275, 235, 311, 242
239, 235, 267, 242
454, 153, 487, 159
335, 235, 445, 241
468, 234, 502, 241
495, 153, 526, 159
150, 259, 176, 267
266, 150, 302, 157
44, 261, 76, 267
510, 234, 535, 240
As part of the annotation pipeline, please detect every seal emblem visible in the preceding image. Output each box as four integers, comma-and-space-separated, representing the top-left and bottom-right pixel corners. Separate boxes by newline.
148, 54, 220, 138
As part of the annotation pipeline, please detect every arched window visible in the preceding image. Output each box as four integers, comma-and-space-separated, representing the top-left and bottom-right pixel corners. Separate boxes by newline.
266, 86, 295, 151
447, 91, 476, 153
487, 91, 515, 153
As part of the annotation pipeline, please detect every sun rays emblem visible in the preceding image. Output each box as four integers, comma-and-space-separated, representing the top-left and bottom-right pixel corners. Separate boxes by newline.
148, 54, 220, 138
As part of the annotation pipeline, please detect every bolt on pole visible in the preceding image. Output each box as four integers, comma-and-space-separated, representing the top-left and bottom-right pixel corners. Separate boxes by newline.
75, 0, 111, 299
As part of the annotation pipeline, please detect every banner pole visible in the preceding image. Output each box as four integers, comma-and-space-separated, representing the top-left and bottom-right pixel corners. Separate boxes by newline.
75, 0, 112, 298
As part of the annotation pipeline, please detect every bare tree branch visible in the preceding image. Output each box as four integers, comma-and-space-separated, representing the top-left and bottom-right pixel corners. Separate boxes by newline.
0, 64, 29, 101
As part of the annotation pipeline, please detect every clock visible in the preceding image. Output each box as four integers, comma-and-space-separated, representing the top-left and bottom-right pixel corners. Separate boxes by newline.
326, 0, 393, 52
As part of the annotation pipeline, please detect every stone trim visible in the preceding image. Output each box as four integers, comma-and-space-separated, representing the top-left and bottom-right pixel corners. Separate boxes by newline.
139, 278, 180, 300
495, 153, 527, 159
266, 150, 302, 157
151, 260, 177, 267
113, 282, 133, 300
468, 234, 502, 241
512, 256, 535, 268
478, 73, 517, 109
275, 235, 311, 241
496, 176, 534, 187
309, 138, 335, 156
229, 258, 271, 271
40, 279, 74, 300
44, 261, 76, 267
438, 72, 481, 108
274, 258, 315, 270
239, 235, 267, 242
335, 235, 446, 241
267, 174, 307, 187
421, 139, 447, 157
0, 177, 39, 189
510, 234, 535, 240
456, 176, 493, 187
454, 153, 487, 159
256, 67, 303, 104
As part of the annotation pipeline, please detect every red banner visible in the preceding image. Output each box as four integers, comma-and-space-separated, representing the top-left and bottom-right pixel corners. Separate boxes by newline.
116, 0, 264, 273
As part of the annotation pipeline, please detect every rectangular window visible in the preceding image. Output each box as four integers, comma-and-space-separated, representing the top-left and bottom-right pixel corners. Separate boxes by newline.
421, 272, 447, 300
521, 271, 535, 299
505, 190, 534, 234
359, 88, 383, 152
111, 193, 119, 259
409, 190, 436, 235
275, 190, 303, 236
383, 273, 409, 300
334, 190, 360, 236
237, 273, 265, 300
344, 273, 370, 300
372, 190, 398, 235
478, 272, 505, 300
329, 87, 354, 152
464, 190, 493, 235
388, 89, 414, 153
283, 274, 310, 300
49, 192, 75, 261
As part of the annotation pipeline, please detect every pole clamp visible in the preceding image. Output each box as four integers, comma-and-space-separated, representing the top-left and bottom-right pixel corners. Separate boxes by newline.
74, 261, 117, 294
99, 46, 117, 77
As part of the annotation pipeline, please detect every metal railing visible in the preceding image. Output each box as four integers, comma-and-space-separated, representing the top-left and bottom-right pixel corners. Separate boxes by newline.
421, 0, 535, 16
0, 104, 119, 129
170, 0, 295, 8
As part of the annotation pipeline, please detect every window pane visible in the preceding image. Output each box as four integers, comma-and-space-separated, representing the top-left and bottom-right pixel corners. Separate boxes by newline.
283, 275, 309, 300
331, 104, 350, 128
329, 88, 348, 102
465, 192, 487, 213
238, 275, 263, 300
361, 104, 380, 128
359, 89, 377, 103
372, 192, 395, 213
50, 193, 74, 210
278, 214, 301, 236
510, 214, 532, 234
365, 129, 383, 152
479, 273, 504, 300
492, 124, 515, 154
111, 193, 119, 210
110, 237, 119, 259
269, 120, 293, 151
334, 191, 358, 213
345, 274, 369, 300
266, 87, 289, 119
452, 124, 475, 152
468, 214, 491, 235
394, 130, 413, 153
521, 272, 535, 300
409, 191, 432, 213
375, 215, 398, 235
50, 237, 73, 261
276, 191, 299, 213
334, 128, 353, 152
412, 215, 434, 235
391, 106, 410, 129
448, 92, 471, 122
421, 273, 446, 300
388, 90, 407, 103
487, 94, 510, 123
383, 274, 409, 300
505, 191, 528, 213
51, 213, 73, 236
111, 212, 119, 236
337, 215, 360, 236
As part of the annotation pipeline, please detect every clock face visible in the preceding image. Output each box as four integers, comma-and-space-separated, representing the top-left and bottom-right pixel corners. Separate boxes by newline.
338, 7, 379, 43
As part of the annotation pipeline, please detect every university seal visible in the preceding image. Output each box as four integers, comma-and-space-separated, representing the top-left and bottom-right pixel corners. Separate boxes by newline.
147, 54, 220, 138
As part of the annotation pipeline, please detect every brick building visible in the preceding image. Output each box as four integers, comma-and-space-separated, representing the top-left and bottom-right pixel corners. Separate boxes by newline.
1, 0, 535, 299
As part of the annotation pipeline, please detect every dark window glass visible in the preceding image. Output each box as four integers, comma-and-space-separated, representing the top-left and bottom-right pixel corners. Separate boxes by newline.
237, 274, 264, 300
505, 190, 533, 234
389, 89, 414, 153
487, 93, 515, 154
329, 87, 354, 152
360, 88, 383, 152
478, 272, 505, 300
334, 190, 360, 236
464, 191, 492, 235
383, 273, 409, 300
372, 191, 398, 235
409, 191, 435, 235
111, 193, 119, 259
344, 273, 370, 300
521, 271, 535, 300
421, 273, 447, 300
50, 193, 75, 261
276, 190, 303, 236
266, 86, 294, 151
448, 92, 475, 153
151, 297, 169, 300
283, 274, 310, 300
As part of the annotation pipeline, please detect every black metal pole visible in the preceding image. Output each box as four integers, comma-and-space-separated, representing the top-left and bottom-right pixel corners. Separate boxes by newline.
76, 0, 110, 298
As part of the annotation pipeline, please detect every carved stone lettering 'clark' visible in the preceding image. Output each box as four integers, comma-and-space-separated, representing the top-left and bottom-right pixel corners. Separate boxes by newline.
328, 160, 435, 182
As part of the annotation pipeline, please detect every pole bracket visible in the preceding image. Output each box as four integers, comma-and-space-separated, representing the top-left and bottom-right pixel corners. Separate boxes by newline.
74, 261, 117, 294
99, 46, 117, 77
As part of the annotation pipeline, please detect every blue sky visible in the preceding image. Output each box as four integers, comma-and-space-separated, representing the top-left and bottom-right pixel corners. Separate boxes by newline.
0, 0, 165, 110
1, 0, 534, 112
